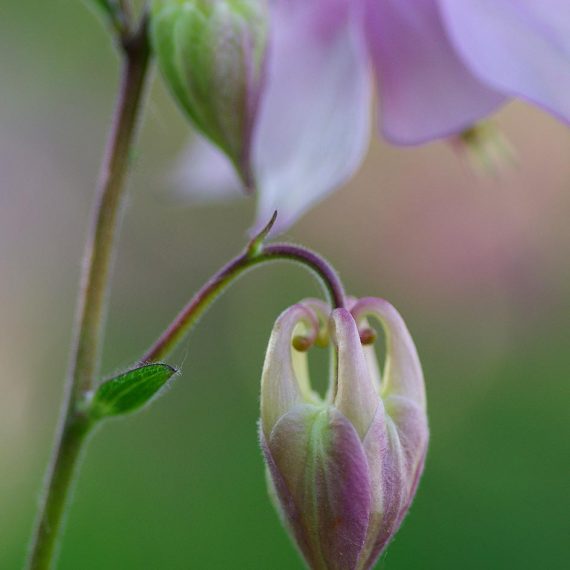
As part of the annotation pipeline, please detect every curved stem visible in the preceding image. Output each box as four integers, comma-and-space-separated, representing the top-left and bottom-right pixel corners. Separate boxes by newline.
142, 243, 346, 363
26, 20, 151, 570
263, 244, 345, 309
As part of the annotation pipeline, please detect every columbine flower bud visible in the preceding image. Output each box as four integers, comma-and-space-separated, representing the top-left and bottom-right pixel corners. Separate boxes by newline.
151, 0, 268, 188
260, 298, 428, 570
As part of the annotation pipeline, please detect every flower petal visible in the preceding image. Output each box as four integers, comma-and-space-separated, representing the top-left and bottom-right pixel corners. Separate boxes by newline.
361, 298, 429, 515
266, 404, 371, 570
252, 0, 372, 233
261, 430, 313, 561
364, 0, 505, 144
330, 308, 379, 439
359, 407, 405, 569
439, 0, 570, 122
351, 298, 426, 409
172, 135, 245, 202
260, 304, 320, 437
349, 297, 429, 567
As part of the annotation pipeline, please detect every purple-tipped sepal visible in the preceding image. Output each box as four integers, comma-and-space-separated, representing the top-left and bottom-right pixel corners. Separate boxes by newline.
260, 299, 429, 569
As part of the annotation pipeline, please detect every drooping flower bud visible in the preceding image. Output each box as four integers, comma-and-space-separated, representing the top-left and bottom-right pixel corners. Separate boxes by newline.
151, 0, 268, 189
260, 298, 428, 570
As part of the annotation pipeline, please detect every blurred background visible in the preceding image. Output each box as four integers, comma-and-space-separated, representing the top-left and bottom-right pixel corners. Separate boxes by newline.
1, 2, 569, 569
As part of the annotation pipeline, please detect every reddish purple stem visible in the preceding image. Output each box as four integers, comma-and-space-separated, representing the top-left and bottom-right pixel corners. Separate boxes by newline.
142, 242, 346, 363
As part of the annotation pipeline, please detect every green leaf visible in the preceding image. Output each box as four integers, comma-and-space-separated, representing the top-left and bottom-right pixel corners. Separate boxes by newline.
91, 363, 177, 420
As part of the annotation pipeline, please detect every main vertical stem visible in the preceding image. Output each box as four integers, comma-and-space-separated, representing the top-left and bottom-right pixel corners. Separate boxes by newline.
26, 24, 151, 570
72, 30, 151, 399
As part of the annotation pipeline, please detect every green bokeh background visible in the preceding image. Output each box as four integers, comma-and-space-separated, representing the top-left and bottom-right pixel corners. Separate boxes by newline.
1, 2, 569, 569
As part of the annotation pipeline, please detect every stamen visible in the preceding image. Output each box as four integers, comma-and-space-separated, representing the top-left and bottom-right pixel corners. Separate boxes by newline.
359, 327, 377, 346
293, 335, 313, 352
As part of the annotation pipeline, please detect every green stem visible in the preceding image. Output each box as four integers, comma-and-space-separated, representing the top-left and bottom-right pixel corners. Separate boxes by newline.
143, 242, 346, 363
26, 20, 151, 570
26, 417, 93, 570
71, 24, 151, 399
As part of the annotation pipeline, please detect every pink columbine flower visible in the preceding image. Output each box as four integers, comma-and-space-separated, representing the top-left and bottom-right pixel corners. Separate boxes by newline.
260, 298, 429, 569
175, 0, 570, 232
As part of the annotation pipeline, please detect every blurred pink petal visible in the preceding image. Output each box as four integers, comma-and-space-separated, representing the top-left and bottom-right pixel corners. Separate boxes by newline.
439, 0, 570, 123
173, 135, 245, 203
365, 0, 504, 144
252, 0, 372, 233
173, 0, 570, 232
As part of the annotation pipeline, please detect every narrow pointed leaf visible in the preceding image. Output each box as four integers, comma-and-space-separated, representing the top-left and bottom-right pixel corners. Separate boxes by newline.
91, 363, 177, 419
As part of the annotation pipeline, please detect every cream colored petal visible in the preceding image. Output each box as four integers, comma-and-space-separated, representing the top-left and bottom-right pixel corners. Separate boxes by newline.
330, 308, 380, 439
351, 298, 426, 411
260, 304, 319, 437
